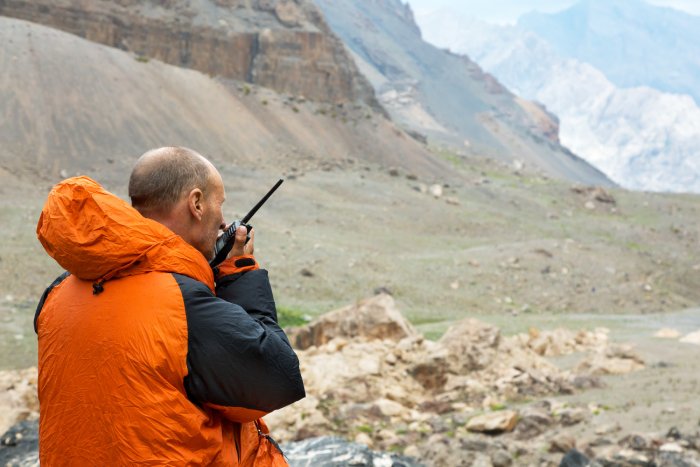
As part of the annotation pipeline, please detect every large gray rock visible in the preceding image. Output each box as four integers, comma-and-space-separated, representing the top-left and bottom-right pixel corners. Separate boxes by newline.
283, 436, 423, 467
0, 419, 39, 467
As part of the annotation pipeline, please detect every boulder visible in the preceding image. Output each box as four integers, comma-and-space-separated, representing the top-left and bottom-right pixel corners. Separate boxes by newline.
575, 344, 644, 376
559, 449, 590, 467
466, 411, 519, 434
515, 407, 552, 439
0, 368, 38, 437
287, 294, 418, 349
0, 419, 39, 467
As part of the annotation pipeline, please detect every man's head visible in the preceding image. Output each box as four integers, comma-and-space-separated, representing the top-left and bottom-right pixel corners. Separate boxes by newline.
129, 147, 226, 260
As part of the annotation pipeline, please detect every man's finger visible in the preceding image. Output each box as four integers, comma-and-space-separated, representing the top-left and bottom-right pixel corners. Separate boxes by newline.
244, 228, 255, 255
229, 225, 247, 257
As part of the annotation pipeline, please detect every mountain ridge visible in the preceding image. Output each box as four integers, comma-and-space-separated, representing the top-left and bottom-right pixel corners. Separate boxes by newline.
518, 0, 700, 105
416, 8, 700, 193
313, 0, 612, 187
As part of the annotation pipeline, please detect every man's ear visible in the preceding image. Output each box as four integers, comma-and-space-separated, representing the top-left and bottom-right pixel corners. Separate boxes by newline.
187, 188, 205, 221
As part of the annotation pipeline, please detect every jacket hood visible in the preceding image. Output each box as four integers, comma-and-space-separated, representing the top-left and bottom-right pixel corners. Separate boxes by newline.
37, 176, 214, 291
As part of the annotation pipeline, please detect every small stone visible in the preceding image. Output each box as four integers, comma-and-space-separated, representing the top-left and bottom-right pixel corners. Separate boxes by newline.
445, 196, 460, 206
354, 432, 372, 446
594, 423, 621, 435
549, 434, 576, 453
559, 449, 590, 467
404, 445, 420, 458
466, 410, 518, 433
515, 408, 552, 439
584, 201, 595, 210
429, 184, 443, 198
372, 398, 406, 418
615, 449, 649, 463
619, 433, 651, 451
490, 448, 512, 467
660, 442, 683, 453
559, 408, 586, 426
450, 281, 459, 290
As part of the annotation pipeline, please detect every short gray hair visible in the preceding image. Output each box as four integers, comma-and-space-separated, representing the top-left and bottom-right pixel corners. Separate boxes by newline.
129, 147, 213, 215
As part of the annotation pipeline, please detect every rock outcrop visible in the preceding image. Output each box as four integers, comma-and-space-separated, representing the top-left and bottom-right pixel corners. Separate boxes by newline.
272, 296, 606, 444
287, 293, 418, 349
0, 0, 376, 105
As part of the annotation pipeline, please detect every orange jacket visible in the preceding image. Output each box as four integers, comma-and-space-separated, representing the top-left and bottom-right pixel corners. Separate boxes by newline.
35, 177, 304, 466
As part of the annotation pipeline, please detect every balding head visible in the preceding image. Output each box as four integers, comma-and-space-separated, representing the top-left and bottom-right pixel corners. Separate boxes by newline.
129, 147, 214, 217
129, 147, 227, 259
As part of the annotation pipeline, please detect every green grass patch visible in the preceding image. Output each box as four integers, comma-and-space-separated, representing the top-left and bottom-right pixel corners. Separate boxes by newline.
489, 402, 507, 411
277, 306, 310, 328
626, 241, 643, 251
356, 424, 373, 434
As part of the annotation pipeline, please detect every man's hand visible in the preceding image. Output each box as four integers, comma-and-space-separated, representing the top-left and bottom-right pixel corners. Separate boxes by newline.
228, 225, 254, 257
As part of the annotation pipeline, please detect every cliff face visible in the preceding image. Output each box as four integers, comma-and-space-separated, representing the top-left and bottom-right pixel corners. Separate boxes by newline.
0, 0, 376, 104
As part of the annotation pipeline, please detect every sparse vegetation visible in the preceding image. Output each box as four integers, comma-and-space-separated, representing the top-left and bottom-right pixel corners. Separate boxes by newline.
277, 306, 310, 328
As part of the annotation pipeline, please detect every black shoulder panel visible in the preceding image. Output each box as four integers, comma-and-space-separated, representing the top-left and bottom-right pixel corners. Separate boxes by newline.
34, 271, 70, 333
174, 274, 305, 413
216, 269, 280, 331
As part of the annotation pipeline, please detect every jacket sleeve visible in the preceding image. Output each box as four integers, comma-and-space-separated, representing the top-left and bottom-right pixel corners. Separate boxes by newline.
173, 273, 305, 423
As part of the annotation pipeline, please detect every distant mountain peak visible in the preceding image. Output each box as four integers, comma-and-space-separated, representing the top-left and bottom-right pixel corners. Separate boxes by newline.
418, 6, 700, 193
518, 0, 700, 104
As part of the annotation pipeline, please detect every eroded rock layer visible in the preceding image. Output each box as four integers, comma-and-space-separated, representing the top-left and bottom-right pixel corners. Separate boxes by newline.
0, 0, 376, 104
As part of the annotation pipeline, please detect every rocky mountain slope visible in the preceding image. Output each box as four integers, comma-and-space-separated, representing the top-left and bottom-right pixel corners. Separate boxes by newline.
0, 0, 376, 105
416, 10, 700, 193
0, 15, 446, 182
519, 0, 700, 105
312, 0, 612, 187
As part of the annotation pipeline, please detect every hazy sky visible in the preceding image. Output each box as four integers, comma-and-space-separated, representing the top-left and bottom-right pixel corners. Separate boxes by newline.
407, 0, 700, 24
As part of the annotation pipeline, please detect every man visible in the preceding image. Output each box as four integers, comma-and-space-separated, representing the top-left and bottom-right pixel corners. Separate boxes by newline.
35, 147, 304, 465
